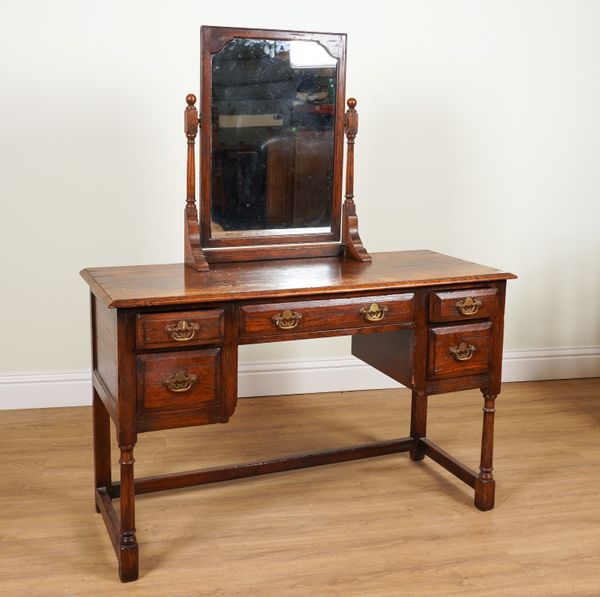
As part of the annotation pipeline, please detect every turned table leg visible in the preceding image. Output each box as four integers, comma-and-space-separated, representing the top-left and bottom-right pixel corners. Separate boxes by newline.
409, 390, 428, 461
118, 444, 139, 582
92, 390, 111, 512
475, 390, 497, 511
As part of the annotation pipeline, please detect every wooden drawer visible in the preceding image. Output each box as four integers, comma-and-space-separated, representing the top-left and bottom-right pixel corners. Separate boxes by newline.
429, 288, 498, 323
239, 293, 415, 339
136, 309, 224, 350
428, 322, 492, 380
136, 348, 223, 431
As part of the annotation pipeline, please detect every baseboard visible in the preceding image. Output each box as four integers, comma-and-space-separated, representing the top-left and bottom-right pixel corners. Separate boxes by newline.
1, 347, 599, 410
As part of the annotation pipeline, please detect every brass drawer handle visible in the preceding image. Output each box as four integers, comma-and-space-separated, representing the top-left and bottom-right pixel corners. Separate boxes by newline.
360, 303, 388, 322
272, 309, 302, 330
162, 370, 198, 393
456, 297, 482, 316
449, 342, 476, 362
165, 320, 200, 341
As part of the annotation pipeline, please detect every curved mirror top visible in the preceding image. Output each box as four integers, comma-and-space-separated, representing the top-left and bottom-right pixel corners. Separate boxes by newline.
210, 38, 338, 237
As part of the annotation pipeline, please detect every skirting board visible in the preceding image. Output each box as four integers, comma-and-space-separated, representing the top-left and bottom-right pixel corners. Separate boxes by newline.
1, 346, 599, 411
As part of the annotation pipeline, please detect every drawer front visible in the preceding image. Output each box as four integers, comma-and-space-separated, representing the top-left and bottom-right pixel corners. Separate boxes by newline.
429, 288, 498, 323
137, 349, 222, 430
428, 322, 492, 379
136, 309, 224, 350
239, 293, 415, 338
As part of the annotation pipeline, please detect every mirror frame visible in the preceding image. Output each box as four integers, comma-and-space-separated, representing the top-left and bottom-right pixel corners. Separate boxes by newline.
199, 26, 347, 263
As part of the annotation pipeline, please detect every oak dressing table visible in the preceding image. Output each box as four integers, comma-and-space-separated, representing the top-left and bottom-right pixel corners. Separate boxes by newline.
82, 27, 515, 582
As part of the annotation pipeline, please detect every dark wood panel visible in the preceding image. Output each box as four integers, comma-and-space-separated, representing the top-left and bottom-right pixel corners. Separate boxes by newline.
203, 242, 344, 264
221, 304, 238, 420
351, 329, 414, 387
80, 250, 516, 308
92, 371, 118, 425
136, 308, 224, 350
238, 321, 413, 345
425, 373, 490, 395
239, 293, 414, 339
94, 297, 118, 399
429, 287, 498, 323
136, 349, 225, 432
116, 310, 137, 448
139, 350, 219, 410
427, 322, 492, 380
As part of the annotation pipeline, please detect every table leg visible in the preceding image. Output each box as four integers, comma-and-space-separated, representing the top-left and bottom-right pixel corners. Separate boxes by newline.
409, 390, 427, 461
118, 444, 138, 582
475, 389, 497, 511
92, 390, 111, 512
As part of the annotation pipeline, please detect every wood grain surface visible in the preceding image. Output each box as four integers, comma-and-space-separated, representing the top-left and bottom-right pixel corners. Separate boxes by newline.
81, 250, 516, 308
1, 379, 599, 595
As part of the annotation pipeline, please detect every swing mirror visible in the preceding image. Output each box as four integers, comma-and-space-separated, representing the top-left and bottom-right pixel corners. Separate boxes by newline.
199, 26, 347, 261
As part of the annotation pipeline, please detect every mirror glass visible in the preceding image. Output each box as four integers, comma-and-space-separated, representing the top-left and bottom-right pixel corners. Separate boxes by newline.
210, 38, 337, 237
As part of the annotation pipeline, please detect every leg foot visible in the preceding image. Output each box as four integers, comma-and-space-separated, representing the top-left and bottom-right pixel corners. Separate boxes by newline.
474, 478, 495, 511
119, 543, 139, 582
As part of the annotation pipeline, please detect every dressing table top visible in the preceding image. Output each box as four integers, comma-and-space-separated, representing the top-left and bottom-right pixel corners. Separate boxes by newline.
81, 250, 516, 308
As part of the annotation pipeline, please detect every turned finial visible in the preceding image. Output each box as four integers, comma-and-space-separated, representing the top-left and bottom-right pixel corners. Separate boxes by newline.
345, 97, 359, 141
186, 93, 197, 107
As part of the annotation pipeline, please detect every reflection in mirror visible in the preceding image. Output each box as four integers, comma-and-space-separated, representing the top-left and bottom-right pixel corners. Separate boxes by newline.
210, 39, 337, 237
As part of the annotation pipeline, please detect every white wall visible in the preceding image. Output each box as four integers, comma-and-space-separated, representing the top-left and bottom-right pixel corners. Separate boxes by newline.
1, 1, 599, 393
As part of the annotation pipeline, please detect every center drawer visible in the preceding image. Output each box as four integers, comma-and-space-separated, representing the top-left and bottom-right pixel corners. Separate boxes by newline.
239, 293, 415, 340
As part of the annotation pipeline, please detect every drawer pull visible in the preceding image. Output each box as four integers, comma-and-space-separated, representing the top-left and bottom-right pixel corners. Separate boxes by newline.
449, 342, 476, 362
165, 320, 200, 342
162, 370, 198, 392
272, 309, 302, 330
455, 297, 482, 316
360, 303, 388, 322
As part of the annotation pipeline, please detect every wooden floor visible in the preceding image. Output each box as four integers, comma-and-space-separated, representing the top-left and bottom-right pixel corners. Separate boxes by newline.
1, 379, 600, 596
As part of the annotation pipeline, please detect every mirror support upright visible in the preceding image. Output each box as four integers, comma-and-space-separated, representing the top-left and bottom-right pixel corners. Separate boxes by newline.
342, 98, 371, 262
184, 94, 209, 271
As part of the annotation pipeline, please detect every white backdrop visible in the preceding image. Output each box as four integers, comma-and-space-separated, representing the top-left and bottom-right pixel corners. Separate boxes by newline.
1, 1, 599, 406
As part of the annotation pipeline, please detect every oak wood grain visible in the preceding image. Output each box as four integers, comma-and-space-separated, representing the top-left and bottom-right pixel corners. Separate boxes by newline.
429, 287, 499, 322
136, 348, 226, 433
83, 253, 514, 581
427, 322, 493, 380
136, 308, 224, 350
342, 97, 371, 262
183, 93, 209, 271
81, 250, 516, 308
238, 292, 414, 339
351, 328, 415, 387
94, 297, 118, 400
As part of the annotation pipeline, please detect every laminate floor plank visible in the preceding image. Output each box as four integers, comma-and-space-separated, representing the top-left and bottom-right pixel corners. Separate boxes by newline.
1, 379, 599, 596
